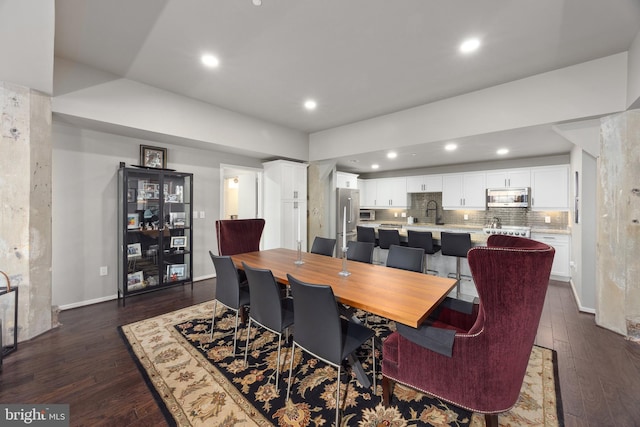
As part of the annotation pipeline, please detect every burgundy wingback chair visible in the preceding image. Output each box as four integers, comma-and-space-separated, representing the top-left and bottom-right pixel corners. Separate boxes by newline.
215, 219, 265, 255
382, 235, 555, 427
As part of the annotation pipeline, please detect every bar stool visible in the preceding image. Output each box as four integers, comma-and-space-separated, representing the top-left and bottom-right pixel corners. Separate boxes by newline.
357, 226, 379, 263
377, 229, 401, 265
407, 230, 441, 275
440, 232, 472, 298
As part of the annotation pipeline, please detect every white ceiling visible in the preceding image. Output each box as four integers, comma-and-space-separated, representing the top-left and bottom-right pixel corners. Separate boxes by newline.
53, 0, 640, 172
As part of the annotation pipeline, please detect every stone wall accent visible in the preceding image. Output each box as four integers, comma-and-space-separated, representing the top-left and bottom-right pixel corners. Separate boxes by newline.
597, 110, 640, 340
0, 81, 52, 341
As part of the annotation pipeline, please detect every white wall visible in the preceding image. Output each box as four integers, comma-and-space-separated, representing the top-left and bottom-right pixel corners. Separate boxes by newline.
53, 58, 309, 162
309, 53, 628, 161
627, 29, 640, 108
52, 121, 263, 309
0, 1, 54, 94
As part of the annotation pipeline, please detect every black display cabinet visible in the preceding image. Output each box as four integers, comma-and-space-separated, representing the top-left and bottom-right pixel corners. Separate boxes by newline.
117, 166, 193, 305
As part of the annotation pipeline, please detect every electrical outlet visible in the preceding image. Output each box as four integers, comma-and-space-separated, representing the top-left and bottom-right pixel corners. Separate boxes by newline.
401, 212, 406, 218
99, 266, 108, 276
463, 214, 469, 220
200, 211, 206, 219
545, 216, 551, 223
193, 210, 198, 220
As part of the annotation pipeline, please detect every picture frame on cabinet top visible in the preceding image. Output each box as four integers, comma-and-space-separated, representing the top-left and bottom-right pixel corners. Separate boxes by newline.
140, 145, 167, 169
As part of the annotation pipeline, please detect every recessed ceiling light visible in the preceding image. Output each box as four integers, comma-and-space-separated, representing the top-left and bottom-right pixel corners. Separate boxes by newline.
201, 54, 220, 68
371, 164, 379, 169
387, 151, 397, 159
459, 38, 481, 54
497, 148, 509, 155
252, 0, 262, 5
304, 99, 317, 110
445, 143, 458, 151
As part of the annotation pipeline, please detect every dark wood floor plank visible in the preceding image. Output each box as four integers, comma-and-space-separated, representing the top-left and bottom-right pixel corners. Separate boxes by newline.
1, 279, 640, 427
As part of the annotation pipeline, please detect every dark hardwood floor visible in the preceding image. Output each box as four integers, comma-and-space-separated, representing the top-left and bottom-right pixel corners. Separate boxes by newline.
1, 279, 639, 426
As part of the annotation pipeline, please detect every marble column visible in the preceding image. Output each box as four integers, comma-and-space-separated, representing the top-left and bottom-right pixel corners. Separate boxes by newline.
597, 110, 640, 341
0, 81, 53, 342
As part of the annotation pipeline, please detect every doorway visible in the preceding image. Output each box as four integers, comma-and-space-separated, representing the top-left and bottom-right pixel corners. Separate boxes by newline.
220, 164, 263, 220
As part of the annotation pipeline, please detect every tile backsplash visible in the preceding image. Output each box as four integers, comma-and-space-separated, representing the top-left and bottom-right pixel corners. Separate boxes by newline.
369, 193, 568, 229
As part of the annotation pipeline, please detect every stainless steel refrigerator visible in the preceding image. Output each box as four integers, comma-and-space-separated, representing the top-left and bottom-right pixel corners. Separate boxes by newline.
336, 188, 360, 258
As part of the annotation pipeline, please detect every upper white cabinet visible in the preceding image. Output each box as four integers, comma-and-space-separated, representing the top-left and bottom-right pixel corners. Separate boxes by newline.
263, 160, 308, 250
442, 172, 486, 210
406, 175, 443, 193
336, 172, 359, 189
531, 165, 569, 211
485, 169, 531, 189
360, 177, 408, 208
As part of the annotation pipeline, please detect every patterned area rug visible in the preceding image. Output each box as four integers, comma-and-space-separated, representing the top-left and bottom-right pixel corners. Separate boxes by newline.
119, 301, 563, 426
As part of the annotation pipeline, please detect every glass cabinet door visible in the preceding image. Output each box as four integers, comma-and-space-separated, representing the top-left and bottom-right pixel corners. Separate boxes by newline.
161, 173, 192, 285
118, 167, 193, 303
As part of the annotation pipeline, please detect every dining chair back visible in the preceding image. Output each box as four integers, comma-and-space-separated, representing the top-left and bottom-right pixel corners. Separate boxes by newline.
310, 236, 336, 257
407, 230, 441, 274
209, 251, 250, 355
346, 240, 375, 264
386, 244, 424, 273
242, 262, 294, 388
286, 274, 376, 425
216, 218, 265, 255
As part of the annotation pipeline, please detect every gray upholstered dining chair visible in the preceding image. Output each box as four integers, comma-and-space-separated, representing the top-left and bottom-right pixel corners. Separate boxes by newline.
286, 274, 376, 426
209, 251, 250, 356
310, 236, 336, 257
242, 262, 294, 389
386, 244, 424, 273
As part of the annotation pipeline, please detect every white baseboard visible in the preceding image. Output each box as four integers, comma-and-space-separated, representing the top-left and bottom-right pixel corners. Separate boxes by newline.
59, 294, 118, 311
569, 279, 596, 314
59, 275, 217, 311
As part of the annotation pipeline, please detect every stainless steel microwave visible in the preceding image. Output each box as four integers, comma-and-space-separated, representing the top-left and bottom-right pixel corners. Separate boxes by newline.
486, 188, 530, 208
359, 210, 375, 221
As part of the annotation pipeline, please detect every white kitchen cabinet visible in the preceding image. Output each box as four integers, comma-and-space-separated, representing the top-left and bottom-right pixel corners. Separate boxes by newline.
406, 175, 443, 193
442, 172, 486, 210
263, 160, 308, 250
531, 165, 569, 211
360, 178, 408, 208
336, 172, 359, 189
531, 233, 570, 281
485, 169, 531, 189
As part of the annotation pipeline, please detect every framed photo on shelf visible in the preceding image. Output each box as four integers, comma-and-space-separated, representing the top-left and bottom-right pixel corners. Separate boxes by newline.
167, 264, 187, 281
127, 213, 139, 229
170, 235, 188, 249
127, 188, 136, 202
127, 243, 142, 258
169, 212, 186, 227
127, 271, 144, 290
138, 181, 160, 200
140, 145, 167, 169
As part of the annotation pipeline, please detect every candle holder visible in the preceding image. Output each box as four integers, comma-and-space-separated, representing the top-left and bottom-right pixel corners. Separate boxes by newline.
338, 246, 351, 276
294, 240, 304, 265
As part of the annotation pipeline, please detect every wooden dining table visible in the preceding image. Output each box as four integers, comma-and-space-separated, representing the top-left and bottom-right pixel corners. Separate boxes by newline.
231, 248, 457, 328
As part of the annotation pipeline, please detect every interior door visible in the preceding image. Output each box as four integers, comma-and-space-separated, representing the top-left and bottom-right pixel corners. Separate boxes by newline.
220, 165, 263, 220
